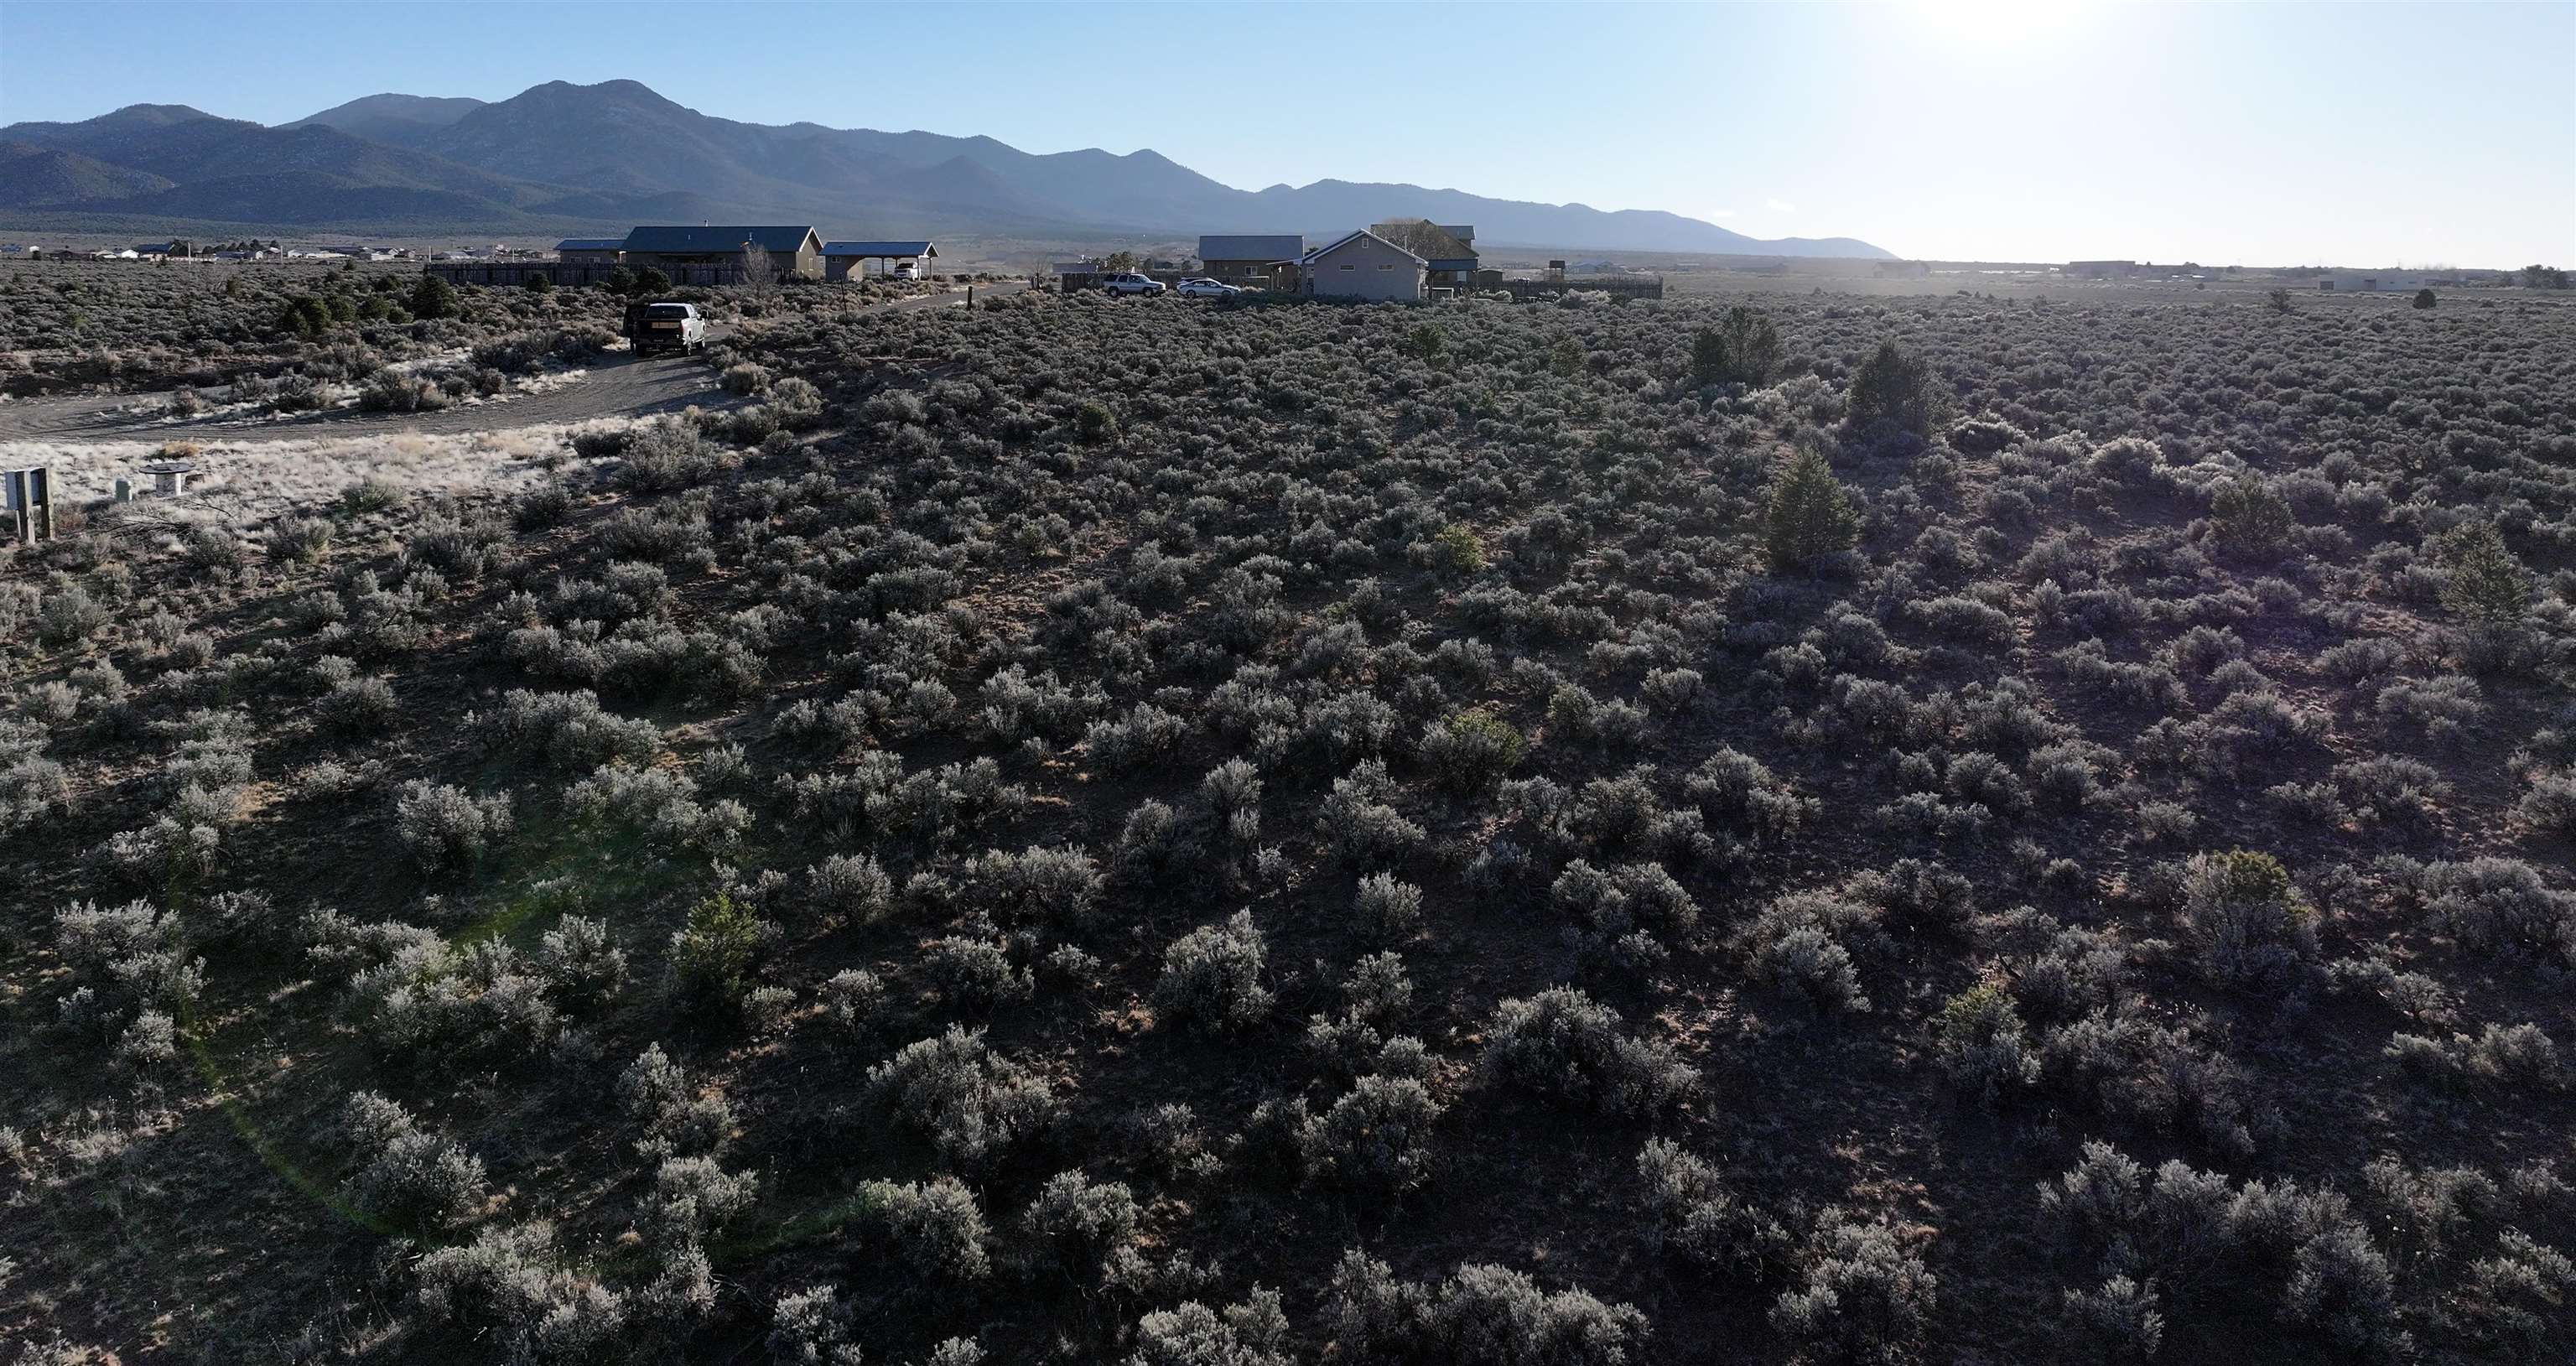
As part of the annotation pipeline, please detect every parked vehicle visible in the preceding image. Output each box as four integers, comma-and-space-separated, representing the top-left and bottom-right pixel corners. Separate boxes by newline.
1100, 272, 1166, 297
625, 300, 706, 356
1176, 278, 1241, 299
893, 262, 919, 280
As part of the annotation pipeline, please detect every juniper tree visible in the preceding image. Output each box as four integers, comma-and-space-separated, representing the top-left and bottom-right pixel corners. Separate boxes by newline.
1690, 304, 1781, 387
409, 273, 458, 319
1846, 340, 1936, 439
1763, 447, 1859, 573
2435, 522, 2531, 626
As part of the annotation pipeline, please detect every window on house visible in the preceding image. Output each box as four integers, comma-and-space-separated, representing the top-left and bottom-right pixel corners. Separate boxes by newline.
1341, 263, 1356, 272
1379, 263, 1394, 271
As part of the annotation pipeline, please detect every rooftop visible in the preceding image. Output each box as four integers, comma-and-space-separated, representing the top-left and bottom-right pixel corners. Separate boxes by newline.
823, 240, 937, 257
1199, 234, 1305, 262
1369, 220, 1478, 266
621, 226, 818, 253
1305, 228, 1426, 266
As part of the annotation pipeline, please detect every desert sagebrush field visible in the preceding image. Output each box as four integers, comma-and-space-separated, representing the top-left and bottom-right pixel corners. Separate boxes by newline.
4, 282, 2573, 1365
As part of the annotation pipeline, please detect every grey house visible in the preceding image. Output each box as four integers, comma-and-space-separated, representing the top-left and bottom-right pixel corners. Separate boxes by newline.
1301, 229, 1426, 302
1197, 234, 1304, 285
555, 238, 625, 263
621, 226, 822, 280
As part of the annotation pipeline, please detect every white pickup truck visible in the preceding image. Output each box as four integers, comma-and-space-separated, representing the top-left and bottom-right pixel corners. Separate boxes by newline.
1100, 272, 1166, 297
627, 300, 707, 356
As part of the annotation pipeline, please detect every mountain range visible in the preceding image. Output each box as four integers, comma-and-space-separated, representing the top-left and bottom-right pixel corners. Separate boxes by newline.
0, 79, 1891, 257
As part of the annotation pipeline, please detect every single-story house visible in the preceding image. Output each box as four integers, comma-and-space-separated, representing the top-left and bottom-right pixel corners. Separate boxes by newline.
556, 238, 625, 263
822, 240, 937, 281
1368, 221, 1477, 291
1302, 229, 1426, 303
2319, 273, 2422, 293
621, 226, 822, 280
1197, 235, 1303, 285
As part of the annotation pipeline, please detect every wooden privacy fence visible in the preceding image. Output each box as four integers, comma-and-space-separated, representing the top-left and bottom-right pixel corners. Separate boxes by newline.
423, 261, 745, 288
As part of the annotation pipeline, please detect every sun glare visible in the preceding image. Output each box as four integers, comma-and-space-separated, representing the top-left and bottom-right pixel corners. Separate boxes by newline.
1904, 0, 2102, 49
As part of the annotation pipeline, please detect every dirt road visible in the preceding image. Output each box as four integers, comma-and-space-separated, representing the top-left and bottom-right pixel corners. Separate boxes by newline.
0, 281, 1021, 445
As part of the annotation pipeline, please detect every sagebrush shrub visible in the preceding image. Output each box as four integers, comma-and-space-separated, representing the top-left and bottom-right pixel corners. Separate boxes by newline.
1770, 1212, 1938, 1362
866, 1026, 1056, 1170
1020, 1169, 1140, 1276
413, 1223, 625, 1358
1352, 872, 1426, 948
2180, 850, 2318, 991
1297, 1074, 1444, 1194
768, 1284, 860, 1366
1420, 708, 1526, 794
343, 1090, 487, 1229
393, 780, 511, 875
1481, 988, 1696, 1117
860, 1176, 991, 1281
1327, 1251, 1649, 1366
1156, 911, 1274, 1031
1127, 1291, 1294, 1366
1636, 1138, 1788, 1275
1934, 983, 2039, 1104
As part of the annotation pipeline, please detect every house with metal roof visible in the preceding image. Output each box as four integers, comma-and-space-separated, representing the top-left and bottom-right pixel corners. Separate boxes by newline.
1302, 229, 1427, 303
821, 240, 937, 281
1368, 221, 1478, 291
620, 226, 822, 279
1197, 235, 1305, 286
556, 238, 626, 263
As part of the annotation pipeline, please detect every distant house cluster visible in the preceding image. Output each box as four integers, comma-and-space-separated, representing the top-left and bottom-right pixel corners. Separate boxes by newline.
1061, 221, 1670, 304
3, 242, 301, 262
424, 226, 902, 288
538, 227, 938, 283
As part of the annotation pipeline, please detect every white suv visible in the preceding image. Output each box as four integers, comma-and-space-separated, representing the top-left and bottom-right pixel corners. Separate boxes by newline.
1100, 272, 1166, 297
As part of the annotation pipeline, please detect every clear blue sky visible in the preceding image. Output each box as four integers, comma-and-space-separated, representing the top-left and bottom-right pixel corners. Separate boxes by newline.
3, 1, 2569, 266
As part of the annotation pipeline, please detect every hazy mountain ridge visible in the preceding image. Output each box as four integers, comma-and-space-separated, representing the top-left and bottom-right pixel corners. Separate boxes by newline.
0, 142, 177, 208
280, 93, 489, 148
0, 79, 1893, 256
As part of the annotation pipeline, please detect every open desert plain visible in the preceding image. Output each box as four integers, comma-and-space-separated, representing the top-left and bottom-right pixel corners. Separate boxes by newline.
3, 3, 2573, 1363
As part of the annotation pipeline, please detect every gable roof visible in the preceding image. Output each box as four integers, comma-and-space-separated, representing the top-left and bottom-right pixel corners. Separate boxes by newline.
1369, 220, 1477, 265
1303, 228, 1425, 266
554, 238, 624, 252
621, 226, 818, 253
1199, 234, 1304, 262
822, 240, 937, 257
